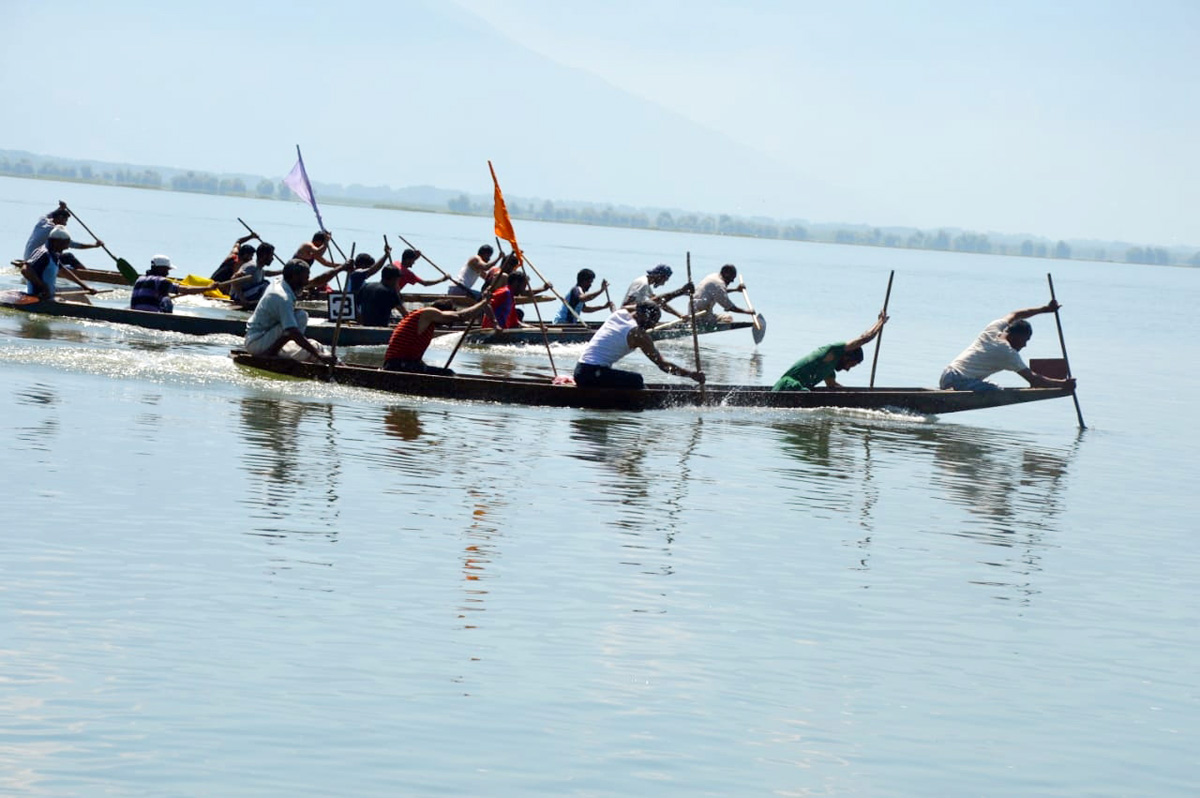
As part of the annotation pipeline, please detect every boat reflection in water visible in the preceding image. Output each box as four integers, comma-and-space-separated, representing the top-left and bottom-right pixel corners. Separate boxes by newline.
773, 415, 1077, 601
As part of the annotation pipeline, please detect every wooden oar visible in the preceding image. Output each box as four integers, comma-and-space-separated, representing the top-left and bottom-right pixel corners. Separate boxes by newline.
686, 252, 705, 401
739, 279, 766, 344
57, 288, 114, 301
868, 270, 895, 388
520, 252, 587, 325
237, 218, 288, 266
327, 243, 355, 365
63, 203, 137, 284
1047, 273, 1085, 429
520, 268, 558, 377
394, 233, 476, 295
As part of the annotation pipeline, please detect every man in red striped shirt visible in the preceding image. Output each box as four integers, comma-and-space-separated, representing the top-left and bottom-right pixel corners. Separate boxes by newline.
382, 295, 491, 375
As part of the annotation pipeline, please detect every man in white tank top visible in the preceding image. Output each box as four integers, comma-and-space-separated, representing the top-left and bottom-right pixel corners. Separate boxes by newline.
574, 302, 706, 389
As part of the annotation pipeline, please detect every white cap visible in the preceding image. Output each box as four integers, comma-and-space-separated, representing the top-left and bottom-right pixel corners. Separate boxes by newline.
47, 225, 71, 242
150, 255, 173, 269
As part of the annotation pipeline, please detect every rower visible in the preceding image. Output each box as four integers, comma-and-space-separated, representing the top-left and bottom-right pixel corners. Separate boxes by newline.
243, 259, 336, 364
24, 202, 105, 264
448, 244, 500, 300
293, 230, 337, 269
480, 271, 529, 330
382, 295, 492, 375
622, 264, 692, 319
227, 243, 282, 308
391, 248, 449, 297
210, 232, 259, 283
554, 268, 612, 324
939, 303, 1077, 391
131, 255, 232, 313
772, 313, 888, 391
17, 226, 98, 300
690, 264, 755, 328
573, 302, 705, 389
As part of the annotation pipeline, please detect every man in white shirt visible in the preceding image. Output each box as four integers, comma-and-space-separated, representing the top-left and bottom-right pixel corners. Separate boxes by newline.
691, 264, 755, 326
243, 259, 336, 364
621, 264, 692, 319
939, 301, 1077, 391
574, 302, 705, 389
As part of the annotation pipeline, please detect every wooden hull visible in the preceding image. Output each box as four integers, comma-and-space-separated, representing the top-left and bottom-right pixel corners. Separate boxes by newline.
0, 293, 394, 346
72, 267, 134, 285
230, 351, 1074, 414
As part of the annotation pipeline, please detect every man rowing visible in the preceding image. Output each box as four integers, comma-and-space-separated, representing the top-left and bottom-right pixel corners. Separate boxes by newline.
391, 248, 449, 297
554, 268, 612, 324
448, 244, 500, 300
574, 302, 705, 389
939, 302, 1077, 391
228, 243, 282, 308
24, 203, 105, 262
622, 264, 692, 319
357, 261, 407, 327
690, 264, 756, 327
293, 230, 337, 269
210, 231, 259, 283
480, 271, 529, 330
131, 255, 233, 312
772, 313, 888, 391
17, 226, 99, 300
243, 259, 336, 364
382, 295, 492, 375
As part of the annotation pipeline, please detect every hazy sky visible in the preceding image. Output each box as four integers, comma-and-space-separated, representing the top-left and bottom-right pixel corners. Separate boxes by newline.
3, 0, 1196, 246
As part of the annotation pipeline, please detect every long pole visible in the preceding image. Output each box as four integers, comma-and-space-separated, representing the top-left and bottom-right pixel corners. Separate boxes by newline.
442, 309, 478, 371
328, 242, 355, 363
1047, 273, 1085, 429
686, 252, 705, 403
237, 217, 288, 266
869, 270, 895, 388
63, 203, 137, 283
520, 253, 586, 325
394, 233, 474, 294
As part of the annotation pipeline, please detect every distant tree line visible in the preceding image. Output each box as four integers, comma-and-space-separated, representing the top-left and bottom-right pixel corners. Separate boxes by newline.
3, 155, 1195, 268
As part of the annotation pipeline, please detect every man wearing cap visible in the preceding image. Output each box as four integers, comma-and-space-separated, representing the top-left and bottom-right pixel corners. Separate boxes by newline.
938, 302, 1078, 391
243, 259, 336, 364
228, 243, 282, 308
23, 203, 105, 261
574, 302, 706, 389
131, 256, 230, 313
17, 226, 99, 300
772, 313, 889, 391
690, 264, 755, 327
622, 264, 693, 319
210, 231, 260, 283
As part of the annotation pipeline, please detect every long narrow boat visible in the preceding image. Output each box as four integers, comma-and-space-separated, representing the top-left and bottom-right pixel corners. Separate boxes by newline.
230, 350, 1074, 414
1, 291, 752, 348
0, 292, 393, 346
63, 266, 135, 286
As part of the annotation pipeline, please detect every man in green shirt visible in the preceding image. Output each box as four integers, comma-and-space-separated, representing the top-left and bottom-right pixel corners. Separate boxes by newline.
772, 313, 888, 391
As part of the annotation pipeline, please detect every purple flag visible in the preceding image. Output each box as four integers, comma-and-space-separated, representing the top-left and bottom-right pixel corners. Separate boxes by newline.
283, 145, 325, 231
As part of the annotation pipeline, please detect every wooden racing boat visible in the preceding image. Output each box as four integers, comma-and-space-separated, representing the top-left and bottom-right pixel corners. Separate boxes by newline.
230, 350, 1075, 414
0, 291, 393, 346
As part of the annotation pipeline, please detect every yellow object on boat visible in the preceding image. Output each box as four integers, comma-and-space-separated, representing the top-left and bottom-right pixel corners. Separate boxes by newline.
181, 274, 230, 300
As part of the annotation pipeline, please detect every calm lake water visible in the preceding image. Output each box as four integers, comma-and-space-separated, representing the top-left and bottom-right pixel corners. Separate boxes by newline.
1, 177, 1197, 797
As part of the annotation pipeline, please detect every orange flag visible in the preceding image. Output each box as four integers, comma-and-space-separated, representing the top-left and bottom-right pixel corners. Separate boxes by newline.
488, 160, 522, 263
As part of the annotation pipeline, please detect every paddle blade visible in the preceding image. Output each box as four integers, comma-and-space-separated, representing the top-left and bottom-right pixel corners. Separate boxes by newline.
752, 313, 766, 344
116, 258, 138, 285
